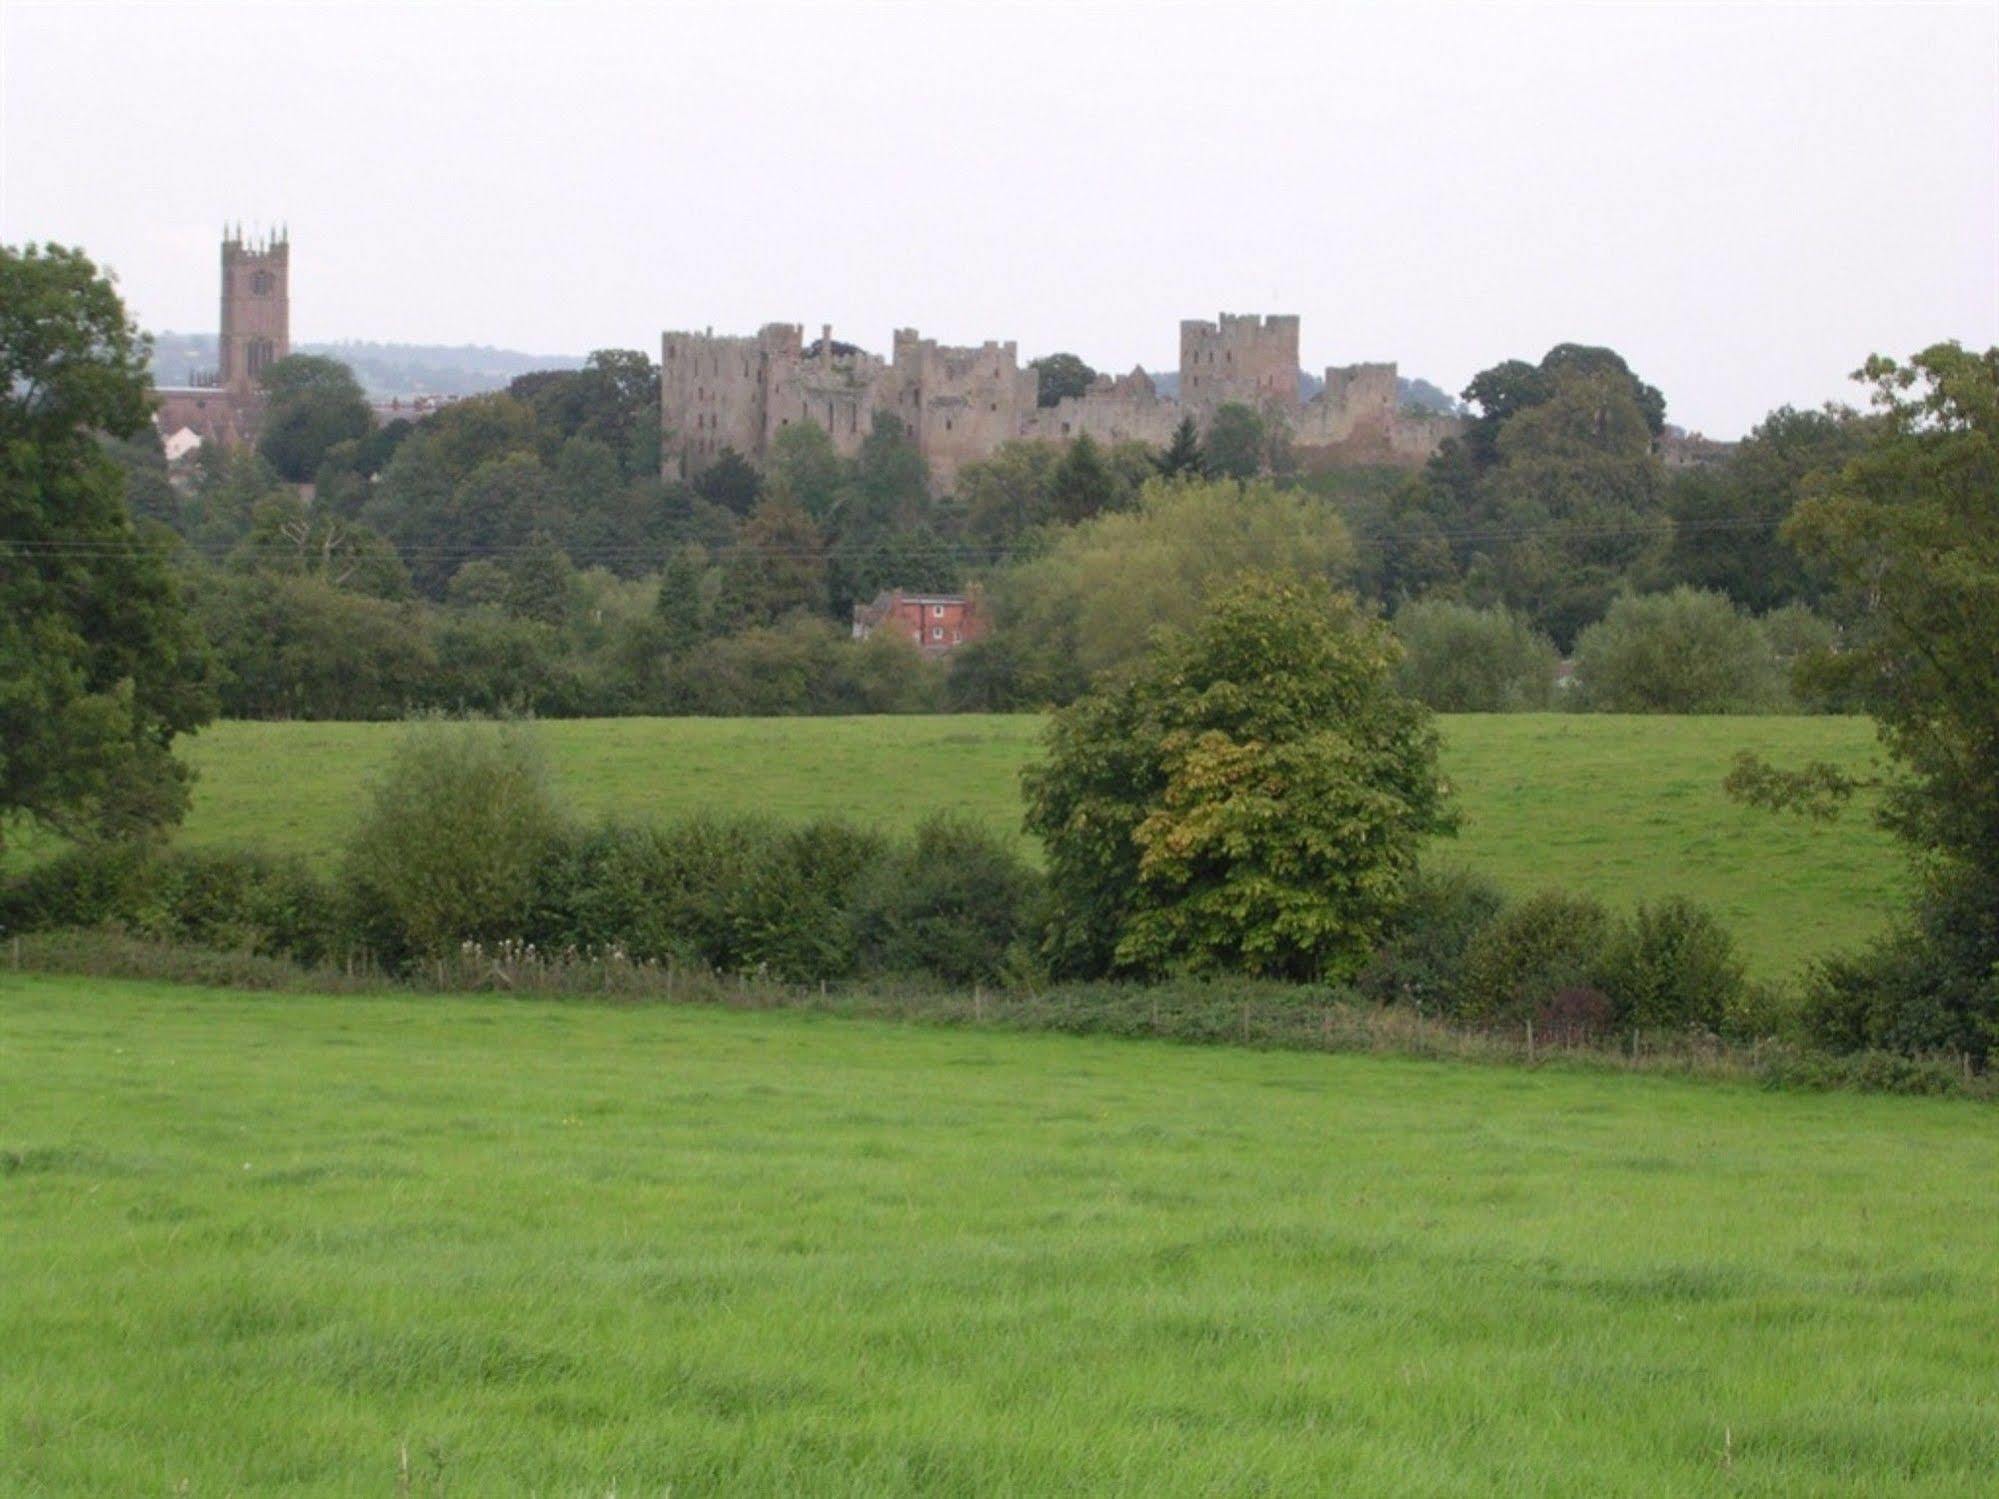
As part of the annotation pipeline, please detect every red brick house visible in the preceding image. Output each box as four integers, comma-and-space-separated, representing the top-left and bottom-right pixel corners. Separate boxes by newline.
852, 590, 986, 656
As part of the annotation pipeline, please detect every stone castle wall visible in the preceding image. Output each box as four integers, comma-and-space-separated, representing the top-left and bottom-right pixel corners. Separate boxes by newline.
1179, 313, 1301, 415
662, 310, 1456, 485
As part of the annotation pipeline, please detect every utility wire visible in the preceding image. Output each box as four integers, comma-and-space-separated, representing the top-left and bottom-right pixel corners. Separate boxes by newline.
0, 511, 1795, 566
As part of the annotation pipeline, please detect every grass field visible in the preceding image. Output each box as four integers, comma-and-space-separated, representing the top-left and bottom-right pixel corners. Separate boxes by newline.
9, 713, 1901, 978
3, 975, 1993, 1495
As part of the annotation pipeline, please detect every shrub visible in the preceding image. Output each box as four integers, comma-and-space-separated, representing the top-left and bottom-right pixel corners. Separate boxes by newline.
1759, 1047, 1972, 1097
1597, 896, 1747, 1032
1801, 866, 1998, 1065
1025, 576, 1454, 981
0, 841, 155, 935
849, 814, 1042, 986
1391, 600, 1559, 712
339, 719, 567, 961
991, 476, 1356, 697
535, 815, 888, 982
0, 842, 334, 963
1356, 867, 1508, 1013
1571, 587, 1785, 713
126, 847, 334, 963
1459, 891, 1615, 1024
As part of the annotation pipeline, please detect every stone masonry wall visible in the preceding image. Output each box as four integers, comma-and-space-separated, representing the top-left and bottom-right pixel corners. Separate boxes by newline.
661, 311, 1455, 484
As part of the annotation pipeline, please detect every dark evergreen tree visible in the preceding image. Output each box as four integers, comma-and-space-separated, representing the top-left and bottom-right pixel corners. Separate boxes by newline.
1156, 414, 1206, 478
1050, 433, 1116, 524
654, 546, 708, 655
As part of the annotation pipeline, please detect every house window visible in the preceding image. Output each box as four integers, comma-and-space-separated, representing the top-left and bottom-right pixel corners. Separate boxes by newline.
931, 626, 944, 641
932, 605, 945, 617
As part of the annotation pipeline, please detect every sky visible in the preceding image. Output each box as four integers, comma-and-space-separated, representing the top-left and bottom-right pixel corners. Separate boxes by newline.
3, 1, 1995, 437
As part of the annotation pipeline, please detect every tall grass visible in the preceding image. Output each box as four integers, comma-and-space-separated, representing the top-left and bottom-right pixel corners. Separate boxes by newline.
4, 973, 1995, 1494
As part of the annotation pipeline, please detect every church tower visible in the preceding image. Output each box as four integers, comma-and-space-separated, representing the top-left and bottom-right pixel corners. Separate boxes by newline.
218, 226, 289, 392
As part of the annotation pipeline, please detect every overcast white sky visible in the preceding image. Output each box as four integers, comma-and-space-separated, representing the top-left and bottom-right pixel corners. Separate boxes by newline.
3, 1, 1995, 435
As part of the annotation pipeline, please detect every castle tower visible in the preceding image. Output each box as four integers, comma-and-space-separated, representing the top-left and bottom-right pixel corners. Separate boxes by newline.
219, 226, 290, 392
1178, 313, 1301, 416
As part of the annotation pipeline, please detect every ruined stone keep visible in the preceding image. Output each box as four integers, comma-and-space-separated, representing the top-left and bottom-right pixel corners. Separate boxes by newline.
662, 312, 1456, 486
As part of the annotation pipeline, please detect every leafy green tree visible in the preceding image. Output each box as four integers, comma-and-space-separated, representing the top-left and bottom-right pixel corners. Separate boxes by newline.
408, 450, 550, 596
1157, 415, 1205, 478
103, 427, 180, 530
1464, 366, 1670, 645
1767, 346, 1999, 880
1663, 405, 1870, 611
0, 243, 214, 848
503, 532, 578, 626
692, 447, 762, 516
1409, 344, 1672, 643
826, 415, 944, 611
429, 610, 586, 716
193, 570, 434, 719
846, 413, 930, 529
1204, 401, 1266, 480
842, 629, 947, 714
341, 720, 567, 958
1572, 587, 1783, 713
227, 489, 410, 599
950, 440, 1062, 548
445, 559, 511, 611
1049, 432, 1116, 524
256, 354, 373, 483
418, 393, 539, 475
766, 421, 846, 521
182, 445, 289, 550
1391, 600, 1559, 711
653, 546, 709, 656
1457, 345, 1665, 470
990, 476, 1355, 700
1024, 577, 1453, 979
1030, 352, 1097, 407
721, 496, 828, 628
362, 397, 541, 590
511, 349, 660, 478
667, 614, 852, 715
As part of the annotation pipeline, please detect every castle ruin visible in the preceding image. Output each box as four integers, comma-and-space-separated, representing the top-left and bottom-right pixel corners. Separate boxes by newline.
662, 311, 1457, 486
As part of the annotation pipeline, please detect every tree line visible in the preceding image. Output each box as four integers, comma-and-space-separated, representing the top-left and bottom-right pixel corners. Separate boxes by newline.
93, 312, 1885, 723
5, 241, 1993, 1071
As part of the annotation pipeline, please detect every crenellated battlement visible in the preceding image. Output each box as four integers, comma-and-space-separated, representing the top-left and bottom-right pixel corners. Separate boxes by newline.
662, 310, 1454, 484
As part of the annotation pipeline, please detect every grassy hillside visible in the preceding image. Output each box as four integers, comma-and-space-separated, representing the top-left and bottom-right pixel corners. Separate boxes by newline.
15, 713, 1897, 978
3, 976, 1992, 1494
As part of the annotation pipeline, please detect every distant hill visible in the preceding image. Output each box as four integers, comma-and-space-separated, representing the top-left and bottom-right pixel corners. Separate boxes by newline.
147, 332, 585, 398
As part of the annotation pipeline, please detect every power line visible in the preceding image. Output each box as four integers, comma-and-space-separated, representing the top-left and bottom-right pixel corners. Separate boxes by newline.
0, 511, 1796, 566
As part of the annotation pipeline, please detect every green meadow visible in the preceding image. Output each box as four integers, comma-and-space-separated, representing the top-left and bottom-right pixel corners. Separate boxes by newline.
11, 713, 1901, 978
3, 975, 1993, 1495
